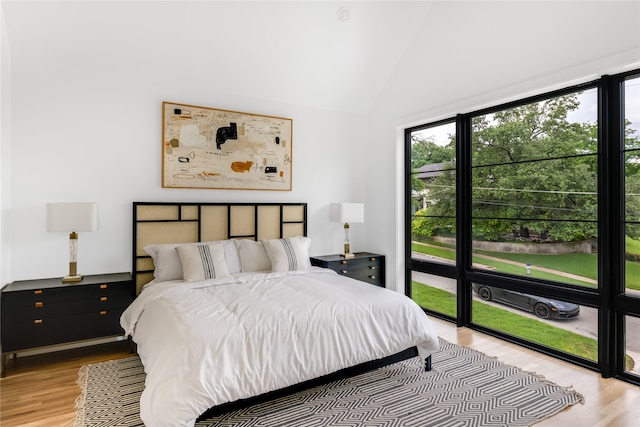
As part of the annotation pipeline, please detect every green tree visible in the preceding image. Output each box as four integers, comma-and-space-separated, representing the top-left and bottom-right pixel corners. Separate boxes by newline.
411, 91, 640, 245
470, 94, 597, 241
410, 134, 455, 216
411, 136, 455, 168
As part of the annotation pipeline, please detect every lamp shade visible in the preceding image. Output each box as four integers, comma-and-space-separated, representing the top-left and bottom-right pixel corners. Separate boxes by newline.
47, 203, 100, 232
330, 203, 364, 224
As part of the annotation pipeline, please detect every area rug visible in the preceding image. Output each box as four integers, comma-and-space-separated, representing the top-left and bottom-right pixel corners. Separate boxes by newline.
74, 338, 583, 427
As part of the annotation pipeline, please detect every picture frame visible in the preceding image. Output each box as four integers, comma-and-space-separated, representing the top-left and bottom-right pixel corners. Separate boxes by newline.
162, 102, 293, 191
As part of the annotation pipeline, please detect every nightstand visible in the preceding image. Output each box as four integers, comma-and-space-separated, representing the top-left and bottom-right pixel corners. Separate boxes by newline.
310, 252, 385, 287
0, 272, 134, 377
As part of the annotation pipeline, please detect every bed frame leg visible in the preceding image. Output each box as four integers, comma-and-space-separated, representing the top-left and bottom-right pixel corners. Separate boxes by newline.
424, 355, 432, 372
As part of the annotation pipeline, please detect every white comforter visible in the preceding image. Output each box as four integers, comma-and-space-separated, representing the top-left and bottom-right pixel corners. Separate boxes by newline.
121, 268, 439, 427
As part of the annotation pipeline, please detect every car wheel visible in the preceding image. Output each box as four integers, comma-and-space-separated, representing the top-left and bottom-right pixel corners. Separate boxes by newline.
477, 286, 492, 301
534, 303, 551, 319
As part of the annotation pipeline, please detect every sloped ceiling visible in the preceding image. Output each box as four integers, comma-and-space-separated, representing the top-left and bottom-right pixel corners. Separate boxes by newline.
2, 1, 639, 117
376, 0, 640, 121
1, 1, 434, 115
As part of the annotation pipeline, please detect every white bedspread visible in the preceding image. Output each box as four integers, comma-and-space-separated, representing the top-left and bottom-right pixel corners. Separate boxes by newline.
121, 267, 439, 427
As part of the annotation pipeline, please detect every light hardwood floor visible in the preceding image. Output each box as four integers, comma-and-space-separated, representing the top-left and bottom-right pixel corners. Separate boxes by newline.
1, 318, 639, 426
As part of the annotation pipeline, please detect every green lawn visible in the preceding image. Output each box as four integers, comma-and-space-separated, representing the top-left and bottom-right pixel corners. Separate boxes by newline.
476, 251, 597, 280
412, 281, 635, 369
627, 236, 640, 255
412, 240, 640, 290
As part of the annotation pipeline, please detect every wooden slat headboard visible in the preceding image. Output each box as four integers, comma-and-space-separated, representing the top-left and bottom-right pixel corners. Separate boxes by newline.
133, 202, 307, 292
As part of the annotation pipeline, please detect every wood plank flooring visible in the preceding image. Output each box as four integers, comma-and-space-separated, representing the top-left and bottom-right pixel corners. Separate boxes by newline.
1, 318, 639, 426
0, 340, 132, 427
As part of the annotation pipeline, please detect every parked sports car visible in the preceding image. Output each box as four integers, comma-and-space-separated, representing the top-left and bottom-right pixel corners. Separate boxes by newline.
472, 284, 580, 320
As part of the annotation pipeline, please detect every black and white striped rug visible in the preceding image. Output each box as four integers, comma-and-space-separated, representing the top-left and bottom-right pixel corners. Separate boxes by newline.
74, 338, 583, 427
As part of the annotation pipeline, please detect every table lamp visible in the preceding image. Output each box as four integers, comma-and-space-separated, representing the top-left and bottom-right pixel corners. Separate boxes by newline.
47, 202, 99, 283
330, 203, 364, 259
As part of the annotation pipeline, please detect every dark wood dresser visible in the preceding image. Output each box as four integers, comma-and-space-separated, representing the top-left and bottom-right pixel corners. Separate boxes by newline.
310, 252, 385, 287
0, 272, 133, 377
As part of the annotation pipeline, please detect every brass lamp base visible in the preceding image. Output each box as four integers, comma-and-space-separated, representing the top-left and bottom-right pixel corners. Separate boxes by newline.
62, 261, 82, 283
340, 242, 354, 259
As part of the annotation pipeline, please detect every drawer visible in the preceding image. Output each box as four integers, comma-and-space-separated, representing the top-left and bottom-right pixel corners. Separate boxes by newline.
5, 282, 130, 302
311, 253, 385, 287
337, 268, 383, 286
2, 286, 132, 321
1, 310, 125, 352
332, 258, 381, 273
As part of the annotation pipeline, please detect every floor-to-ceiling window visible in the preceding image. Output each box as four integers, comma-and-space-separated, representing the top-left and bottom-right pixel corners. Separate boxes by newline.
408, 121, 457, 318
624, 76, 640, 380
405, 69, 640, 384
470, 89, 599, 362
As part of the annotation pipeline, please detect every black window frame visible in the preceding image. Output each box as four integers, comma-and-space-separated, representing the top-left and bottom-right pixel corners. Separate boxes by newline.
405, 69, 640, 386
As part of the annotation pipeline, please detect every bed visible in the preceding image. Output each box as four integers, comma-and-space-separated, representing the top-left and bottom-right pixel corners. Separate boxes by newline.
122, 202, 440, 427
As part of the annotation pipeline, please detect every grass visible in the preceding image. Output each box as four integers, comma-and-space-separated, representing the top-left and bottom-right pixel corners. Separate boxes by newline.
412, 240, 640, 291
412, 281, 635, 369
627, 236, 640, 255
475, 251, 597, 280
411, 279, 456, 317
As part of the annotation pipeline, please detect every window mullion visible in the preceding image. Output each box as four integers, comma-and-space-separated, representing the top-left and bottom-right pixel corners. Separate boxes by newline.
456, 113, 472, 327
598, 74, 625, 377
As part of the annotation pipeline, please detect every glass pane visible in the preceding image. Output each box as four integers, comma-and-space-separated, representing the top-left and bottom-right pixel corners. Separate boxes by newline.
625, 315, 640, 377
625, 77, 640, 295
411, 271, 457, 317
472, 284, 596, 361
471, 90, 598, 287
410, 122, 457, 262
472, 90, 597, 167
625, 77, 640, 151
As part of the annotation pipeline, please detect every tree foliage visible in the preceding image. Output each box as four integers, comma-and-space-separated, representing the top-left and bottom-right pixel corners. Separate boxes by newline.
410, 134, 456, 214
470, 94, 598, 241
411, 92, 640, 243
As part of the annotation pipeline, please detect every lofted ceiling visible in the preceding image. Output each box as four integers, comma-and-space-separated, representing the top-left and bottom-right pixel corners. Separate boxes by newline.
1, 1, 435, 115
2, 1, 639, 117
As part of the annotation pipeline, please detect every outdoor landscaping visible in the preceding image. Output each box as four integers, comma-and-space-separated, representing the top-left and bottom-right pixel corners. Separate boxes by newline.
411, 281, 635, 370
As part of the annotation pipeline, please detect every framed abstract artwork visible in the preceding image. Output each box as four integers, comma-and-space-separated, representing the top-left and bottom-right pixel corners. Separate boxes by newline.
162, 102, 293, 191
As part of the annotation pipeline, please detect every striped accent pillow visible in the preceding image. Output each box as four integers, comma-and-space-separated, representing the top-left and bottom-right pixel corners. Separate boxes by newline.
176, 243, 230, 282
261, 237, 311, 272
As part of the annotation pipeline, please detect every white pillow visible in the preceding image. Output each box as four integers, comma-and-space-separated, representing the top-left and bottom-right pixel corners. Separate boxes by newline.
143, 244, 184, 281
234, 239, 271, 272
144, 240, 241, 281
176, 243, 231, 282
261, 236, 311, 272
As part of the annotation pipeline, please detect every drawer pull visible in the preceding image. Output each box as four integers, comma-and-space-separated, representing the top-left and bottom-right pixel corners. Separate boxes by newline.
34, 290, 43, 295
369, 257, 376, 261
369, 266, 376, 270
35, 302, 43, 308
100, 310, 107, 315
100, 284, 108, 289
340, 270, 348, 274
100, 296, 108, 302
340, 260, 348, 264
369, 275, 376, 280
34, 319, 43, 324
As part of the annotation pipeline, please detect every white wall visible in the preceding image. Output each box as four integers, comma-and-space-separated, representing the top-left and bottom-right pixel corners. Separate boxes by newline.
5, 92, 368, 283
1, 35, 369, 285
1, 10, 10, 288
